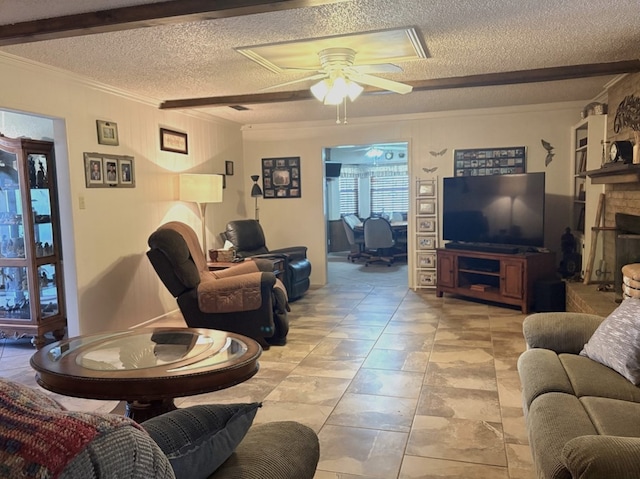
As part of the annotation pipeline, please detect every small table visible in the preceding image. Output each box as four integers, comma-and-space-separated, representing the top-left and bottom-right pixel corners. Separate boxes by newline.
30, 328, 261, 421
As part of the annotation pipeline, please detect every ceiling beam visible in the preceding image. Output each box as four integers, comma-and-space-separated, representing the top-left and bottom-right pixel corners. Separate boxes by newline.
0, 0, 350, 46
159, 59, 640, 110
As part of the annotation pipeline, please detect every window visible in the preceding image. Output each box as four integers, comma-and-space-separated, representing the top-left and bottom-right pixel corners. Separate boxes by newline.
370, 172, 409, 214
339, 176, 358, 216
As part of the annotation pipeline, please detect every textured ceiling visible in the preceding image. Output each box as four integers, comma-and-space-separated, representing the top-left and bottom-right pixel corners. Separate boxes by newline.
1, 0, 639, 125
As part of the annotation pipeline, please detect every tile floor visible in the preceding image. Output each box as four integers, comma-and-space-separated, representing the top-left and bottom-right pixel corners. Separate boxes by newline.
0, 253, 535, 478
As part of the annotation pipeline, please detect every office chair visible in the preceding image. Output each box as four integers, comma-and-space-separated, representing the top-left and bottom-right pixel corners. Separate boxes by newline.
341, 215, 366, 262
363, 217, 396, 266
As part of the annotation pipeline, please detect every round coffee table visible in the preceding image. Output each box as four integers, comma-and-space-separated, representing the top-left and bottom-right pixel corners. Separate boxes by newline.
30, 327, 261, 421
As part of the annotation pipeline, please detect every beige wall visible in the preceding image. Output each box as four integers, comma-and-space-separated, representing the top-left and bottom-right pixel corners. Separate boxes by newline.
243, 103, 583, 287
0, 53, 245, 336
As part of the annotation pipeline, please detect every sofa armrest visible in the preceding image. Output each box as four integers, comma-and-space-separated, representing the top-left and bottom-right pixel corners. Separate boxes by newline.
269, 246, 307, 261
210, 261, 259, 278
562, 435, 640, 479
523, 312, 604, 354
197, 272, 275, 314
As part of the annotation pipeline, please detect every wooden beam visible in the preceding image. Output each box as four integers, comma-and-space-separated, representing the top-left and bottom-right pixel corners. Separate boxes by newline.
0, 0, 349, 46
159, 60, 640, 110
410, 60, 640, 92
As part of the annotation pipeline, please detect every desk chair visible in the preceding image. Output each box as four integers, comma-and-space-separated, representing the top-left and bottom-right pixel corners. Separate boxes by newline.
341, 215, 367, 262
363, 217, 396, 266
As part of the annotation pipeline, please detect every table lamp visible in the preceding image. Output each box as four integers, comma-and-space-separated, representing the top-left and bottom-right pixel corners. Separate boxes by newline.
250, 175, 263, 221
179, 174, 223, 254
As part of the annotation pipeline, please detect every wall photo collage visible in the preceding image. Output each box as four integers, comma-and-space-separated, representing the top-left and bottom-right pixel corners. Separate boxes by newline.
454, 146, 526, 177
261, 157, 301, 199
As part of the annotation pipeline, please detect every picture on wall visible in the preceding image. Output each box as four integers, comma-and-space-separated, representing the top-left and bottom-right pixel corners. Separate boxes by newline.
96, 120, 119, 146
261, 157, 301, 199
84, 152, 135, 188
454, 146, 526, 177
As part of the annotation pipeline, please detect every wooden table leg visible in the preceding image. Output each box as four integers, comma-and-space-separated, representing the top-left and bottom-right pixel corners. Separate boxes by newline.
124, 398, 177, 421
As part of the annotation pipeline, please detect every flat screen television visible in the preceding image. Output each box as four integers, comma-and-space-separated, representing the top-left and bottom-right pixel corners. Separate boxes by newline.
325, 162, 342, 178
442, 172, 545, 249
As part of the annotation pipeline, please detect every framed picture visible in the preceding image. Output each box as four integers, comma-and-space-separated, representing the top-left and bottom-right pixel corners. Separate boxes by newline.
96, 120, 119, 146
118, 158, 134, 186
261, 157, 301, 199
84, 152, 135, 188
453, 146, 526, 177
417, 235, 437, 250
417, 252, 436, 268
418, 271, 437, 287
417, 180, 435, 197
417, 199, 436, 215
160, 128, 188, 154
104, 159, 118, 185
418, 218, 436, 232
85, 155, 104, 186
225, 161, 234, 176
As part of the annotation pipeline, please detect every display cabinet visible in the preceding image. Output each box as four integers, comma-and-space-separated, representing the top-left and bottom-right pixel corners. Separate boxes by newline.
0, 134, 66, 347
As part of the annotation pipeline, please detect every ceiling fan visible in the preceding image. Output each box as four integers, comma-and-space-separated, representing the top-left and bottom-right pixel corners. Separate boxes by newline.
265, 47, 413, 105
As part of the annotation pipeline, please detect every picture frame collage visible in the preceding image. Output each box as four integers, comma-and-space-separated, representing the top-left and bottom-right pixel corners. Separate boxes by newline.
416, 178, 438, 289
83, 152, 135, 188
454, 146, 526, 177
261, 157, 301, 199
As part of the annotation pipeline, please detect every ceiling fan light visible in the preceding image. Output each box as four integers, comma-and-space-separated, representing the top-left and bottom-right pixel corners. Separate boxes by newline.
347, 80, 364, 101
311, 79, 329, 101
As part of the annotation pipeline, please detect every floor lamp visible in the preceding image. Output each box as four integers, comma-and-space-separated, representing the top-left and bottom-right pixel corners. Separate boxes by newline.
250, 175, 263, 222
179, 174, 223, 255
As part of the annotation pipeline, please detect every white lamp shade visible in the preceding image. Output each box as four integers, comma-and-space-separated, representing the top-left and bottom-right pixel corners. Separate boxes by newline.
179, 174, 223, 203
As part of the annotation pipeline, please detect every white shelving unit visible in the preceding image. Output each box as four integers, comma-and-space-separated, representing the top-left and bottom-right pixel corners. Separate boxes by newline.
414, 177, 439, 289
571, 115, 607, 281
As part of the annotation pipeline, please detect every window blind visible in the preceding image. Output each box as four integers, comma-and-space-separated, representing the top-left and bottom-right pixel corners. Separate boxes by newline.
371, 175, 409, 214
339, 176, 358, 215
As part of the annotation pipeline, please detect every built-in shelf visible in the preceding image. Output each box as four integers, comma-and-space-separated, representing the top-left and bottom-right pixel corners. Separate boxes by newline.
586, 163, 640, 184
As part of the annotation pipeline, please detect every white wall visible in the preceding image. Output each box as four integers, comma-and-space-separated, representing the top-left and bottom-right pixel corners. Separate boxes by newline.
0, 53, 245, 336
242, 102, 583, 287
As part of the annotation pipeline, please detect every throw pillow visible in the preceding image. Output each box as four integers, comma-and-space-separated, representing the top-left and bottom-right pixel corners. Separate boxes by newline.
580, 298, 640, 385
142, 402, 261, 479
0, 379, 147, 479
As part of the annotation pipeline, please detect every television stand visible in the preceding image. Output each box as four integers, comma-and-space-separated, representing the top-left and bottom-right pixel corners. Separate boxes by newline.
436, 248, 556, 313
444, 242, 521, 254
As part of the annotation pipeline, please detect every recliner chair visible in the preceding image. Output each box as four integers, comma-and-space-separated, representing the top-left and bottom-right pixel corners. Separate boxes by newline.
222, 219, 311, 300
146, 221, 289, 348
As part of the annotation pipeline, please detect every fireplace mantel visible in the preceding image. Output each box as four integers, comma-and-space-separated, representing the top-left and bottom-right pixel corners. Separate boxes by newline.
586, 163, 640, 184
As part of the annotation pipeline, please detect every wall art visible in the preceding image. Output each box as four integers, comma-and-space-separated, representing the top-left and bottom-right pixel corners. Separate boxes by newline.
453, 146, 526, 177
96, 120, 119, 146
160, 128, 188, 154
261, 157, 301, 199
83, 152, 135, 188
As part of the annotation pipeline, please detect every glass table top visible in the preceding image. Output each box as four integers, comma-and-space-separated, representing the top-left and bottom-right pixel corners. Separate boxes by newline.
42, 328, 250, 372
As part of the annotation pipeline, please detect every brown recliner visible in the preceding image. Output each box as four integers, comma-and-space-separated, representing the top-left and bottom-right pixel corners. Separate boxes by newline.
146, 221, 289, 348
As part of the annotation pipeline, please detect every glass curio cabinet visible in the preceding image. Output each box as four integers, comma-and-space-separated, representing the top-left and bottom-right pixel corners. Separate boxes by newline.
0, 134, 66, 348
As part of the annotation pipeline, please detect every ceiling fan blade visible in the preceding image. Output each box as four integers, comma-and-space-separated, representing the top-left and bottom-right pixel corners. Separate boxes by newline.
349, 64, 403, 74
261, 73, 327, 90
349, 72, 413, 94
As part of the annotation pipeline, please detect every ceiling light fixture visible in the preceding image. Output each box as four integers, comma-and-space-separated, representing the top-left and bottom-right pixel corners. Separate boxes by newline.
310, 74, 364, 105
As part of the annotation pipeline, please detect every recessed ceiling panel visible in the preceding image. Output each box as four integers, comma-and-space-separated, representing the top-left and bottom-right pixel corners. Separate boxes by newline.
236, 28, 427, 73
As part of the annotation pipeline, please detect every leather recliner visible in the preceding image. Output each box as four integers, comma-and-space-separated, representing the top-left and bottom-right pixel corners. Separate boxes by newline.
147, 221, 289, 348
222, 219, 311, 301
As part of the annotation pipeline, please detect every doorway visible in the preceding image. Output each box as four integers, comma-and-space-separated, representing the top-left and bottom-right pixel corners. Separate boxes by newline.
324, 142, 409, 287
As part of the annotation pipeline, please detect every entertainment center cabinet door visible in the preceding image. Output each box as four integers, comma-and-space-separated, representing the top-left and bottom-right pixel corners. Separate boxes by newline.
437, 251, 456, 288
501, 260, 525, 299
